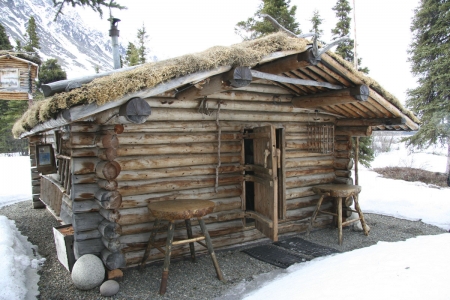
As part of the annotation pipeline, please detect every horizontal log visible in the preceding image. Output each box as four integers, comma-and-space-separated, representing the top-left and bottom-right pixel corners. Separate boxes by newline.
286, 186, 315, 200
120, 184, 242, 209
104, 120, 243, 133
286, 172, 336, 188
73, 238, 104, 260
101, 249, 126, 270
335, 170, 352, 178
71, 200, 100, 213
284, 151, 331, 159
335, 151, 351, 159
72, 157, 100, 175
74, 229, 102, 241
73, 212, 104, 232
250, 70, 343, 90
115, 142, 241, 157
286, 203, 333, 221
292, 85, 369, 108
72, 174, 97, 184
285, 156, 333, 168
115, 153, 241, 171
286, 195, 329, 210
336, 117, 406, 127
117, 174, 242, 196
117, 132, 242, 145
206, 91, 293, 103
99, 220, 122, 239
117, 164, 242, 181
71, 148, 117, 161
285, 166, 334, 178
335, 126, 372, 137
334, 177, 354, 185
70, 123, 100, 133
94, 107, 335, 124
71, 183, 99, 201
334, 158, 354, 170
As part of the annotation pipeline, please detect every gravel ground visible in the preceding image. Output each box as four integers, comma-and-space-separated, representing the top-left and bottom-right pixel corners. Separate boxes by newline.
0, 201, 447, 300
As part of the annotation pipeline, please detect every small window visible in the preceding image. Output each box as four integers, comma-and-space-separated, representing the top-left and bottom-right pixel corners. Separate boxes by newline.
0, 68, 20, 88
307, 124, 335, 154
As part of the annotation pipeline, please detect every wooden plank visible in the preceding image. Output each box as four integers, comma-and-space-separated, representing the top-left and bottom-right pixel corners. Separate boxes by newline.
251, 70, 343, 89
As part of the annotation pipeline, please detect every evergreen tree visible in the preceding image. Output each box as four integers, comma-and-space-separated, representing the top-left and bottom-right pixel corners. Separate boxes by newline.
23, 16, 40, 55
15, 39, 22, 51
0, 101, 28, 155
406, 0, 450, 177
0, 22, 13, 51
309, 9, 324, 44
136, 23, 148, 64
52, 0, 126, 20
124, 42, 139, 66
331, 0, 368, 74
38, 59, 67, 88
332, 0, 373, 167
235, 0, 301, 40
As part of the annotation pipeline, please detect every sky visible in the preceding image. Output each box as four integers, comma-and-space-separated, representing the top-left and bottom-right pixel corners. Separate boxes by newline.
0, 138, 449, 299
74, 0, 420, 104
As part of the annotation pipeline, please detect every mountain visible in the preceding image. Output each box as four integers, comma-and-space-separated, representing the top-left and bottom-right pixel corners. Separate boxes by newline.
0, 0, 120, 78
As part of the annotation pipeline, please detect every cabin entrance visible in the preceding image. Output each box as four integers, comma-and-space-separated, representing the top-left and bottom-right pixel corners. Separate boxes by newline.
243, 125, 285, 241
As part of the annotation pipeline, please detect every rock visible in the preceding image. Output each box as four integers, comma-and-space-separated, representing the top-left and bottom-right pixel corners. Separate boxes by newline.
100, 280, 120, 297
71, 254, 105, 290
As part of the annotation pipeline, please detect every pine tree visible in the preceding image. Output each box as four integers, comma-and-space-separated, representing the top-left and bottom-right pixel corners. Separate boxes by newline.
15, 39, 22, 51
235, 0, 301, 40
0, 101, 28, 154
331, 0, 368, 74
52, 0, 126, 20
23, 16, 40, 55
0, 22, 13, 51
136, 23, 148, 64
309, 9, 324, 44
406, 0, 450, 177
38, 59, 67, 88
124, 42, 139, 66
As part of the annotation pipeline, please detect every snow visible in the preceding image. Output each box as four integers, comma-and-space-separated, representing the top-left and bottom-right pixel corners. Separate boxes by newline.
0, 142, 449, 299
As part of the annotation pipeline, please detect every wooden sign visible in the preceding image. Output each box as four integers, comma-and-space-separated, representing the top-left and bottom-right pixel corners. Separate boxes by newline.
36, 144, 57, 174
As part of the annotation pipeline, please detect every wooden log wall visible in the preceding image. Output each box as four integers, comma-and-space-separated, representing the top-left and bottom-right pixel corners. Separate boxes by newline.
28, 135, 45, 209
85, 88, 339, 267
0, 57, 38, 100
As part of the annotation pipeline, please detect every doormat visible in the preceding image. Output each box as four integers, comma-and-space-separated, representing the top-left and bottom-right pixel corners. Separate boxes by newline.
242, 244, 307, 269
274, 237, 340, 259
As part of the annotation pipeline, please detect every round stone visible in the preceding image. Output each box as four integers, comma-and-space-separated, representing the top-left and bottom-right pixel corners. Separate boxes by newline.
100, 280, 120, 297
71, 254, 105, 290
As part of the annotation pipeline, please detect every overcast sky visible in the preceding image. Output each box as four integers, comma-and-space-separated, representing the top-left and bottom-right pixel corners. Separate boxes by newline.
78, 0, 420, 104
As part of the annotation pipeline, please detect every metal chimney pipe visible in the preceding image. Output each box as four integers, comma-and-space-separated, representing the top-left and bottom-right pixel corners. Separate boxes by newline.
109, 18, 121, 69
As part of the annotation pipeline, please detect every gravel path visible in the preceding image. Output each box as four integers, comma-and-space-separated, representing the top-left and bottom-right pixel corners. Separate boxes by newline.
0, 201, 446, 300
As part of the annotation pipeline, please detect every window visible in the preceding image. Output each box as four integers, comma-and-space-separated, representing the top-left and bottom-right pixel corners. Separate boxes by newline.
0, 68, 19, 88
307, 124, 335, 154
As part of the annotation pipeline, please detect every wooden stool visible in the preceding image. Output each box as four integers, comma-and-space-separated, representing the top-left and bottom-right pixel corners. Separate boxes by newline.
307, 184, 369, 245
140, 200, 225, 295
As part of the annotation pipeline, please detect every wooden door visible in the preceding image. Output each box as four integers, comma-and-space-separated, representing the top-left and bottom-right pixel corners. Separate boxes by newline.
244, 125, 278, 241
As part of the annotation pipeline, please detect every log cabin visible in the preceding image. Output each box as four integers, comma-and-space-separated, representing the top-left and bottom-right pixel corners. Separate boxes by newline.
13, 33, 420, 270
0, 52, 39, 101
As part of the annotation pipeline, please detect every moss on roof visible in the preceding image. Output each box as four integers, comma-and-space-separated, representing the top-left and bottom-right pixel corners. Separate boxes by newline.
12, 32, 419, 138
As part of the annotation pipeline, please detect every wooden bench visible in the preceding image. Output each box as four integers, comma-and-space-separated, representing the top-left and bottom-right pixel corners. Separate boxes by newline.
140, 199, 225, 295
308, 184, 369, 245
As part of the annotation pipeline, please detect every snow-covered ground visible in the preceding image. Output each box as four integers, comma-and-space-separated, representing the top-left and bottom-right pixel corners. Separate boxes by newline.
0, 143, 449, 299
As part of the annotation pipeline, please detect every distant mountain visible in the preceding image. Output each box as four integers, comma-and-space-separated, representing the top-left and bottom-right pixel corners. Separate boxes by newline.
0, 0, 121, 78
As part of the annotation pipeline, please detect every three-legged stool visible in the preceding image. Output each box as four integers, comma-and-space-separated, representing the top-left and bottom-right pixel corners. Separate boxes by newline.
140, 199, 225, 295
308, 184, 369, 245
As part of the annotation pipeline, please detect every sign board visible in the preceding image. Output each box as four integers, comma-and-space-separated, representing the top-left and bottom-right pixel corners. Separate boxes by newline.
36, 144, 57, 174
0, 68, 19, 88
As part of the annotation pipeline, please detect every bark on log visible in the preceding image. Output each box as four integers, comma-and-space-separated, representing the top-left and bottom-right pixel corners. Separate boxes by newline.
336, 117, 406, 127
116, 132, 242, 145
72, 212, 105, 232
286, 186, 316, 200
71, 183, 99, 201
334, 159, 354, 170
72, 158, 100, 175
74, 229, 102, 241
286, 172, 336, 188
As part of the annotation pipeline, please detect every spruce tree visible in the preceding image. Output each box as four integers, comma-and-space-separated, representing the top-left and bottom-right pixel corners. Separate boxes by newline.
332, 0, 373, 167
406, 0, 450, 177
331, 0, 368, 74
136, 23, 148, 64
53, 0, 126, 20
0, 22, 13, 51
309, 9, 324, 44
23, 16, 40, 55
38, 59, 67, 88
124, 42, 139, 66
235, 0, 301, 40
